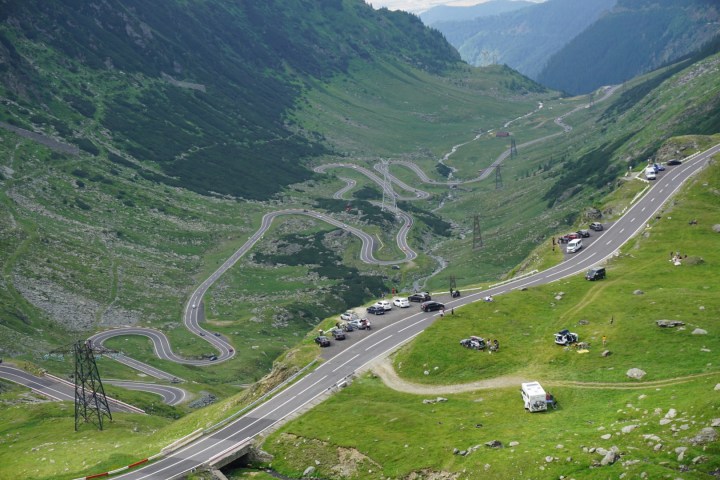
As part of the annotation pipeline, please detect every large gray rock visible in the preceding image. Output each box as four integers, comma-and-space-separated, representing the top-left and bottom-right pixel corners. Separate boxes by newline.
690, 428, 718, 445
626, 368, 646, 380
713, 224, 720, 233
303, 466, 316, 476
600, 448, 620, 466
692, 328, 708, 335
656, 320, 685, 328
633, 290, 644, 295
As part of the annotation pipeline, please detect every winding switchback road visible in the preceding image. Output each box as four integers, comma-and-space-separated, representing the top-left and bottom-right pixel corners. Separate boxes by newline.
103, 143, 720, 479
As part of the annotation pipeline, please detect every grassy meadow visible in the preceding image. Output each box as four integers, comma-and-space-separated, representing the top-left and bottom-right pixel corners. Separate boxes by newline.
249, 153, 720, 479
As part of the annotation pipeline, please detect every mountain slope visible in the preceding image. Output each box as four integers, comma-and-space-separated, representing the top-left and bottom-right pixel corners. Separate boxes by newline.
0, 0, 459, 200
431, 0, 616, 78
537, 0, 720, 94
419, 0, 533, 26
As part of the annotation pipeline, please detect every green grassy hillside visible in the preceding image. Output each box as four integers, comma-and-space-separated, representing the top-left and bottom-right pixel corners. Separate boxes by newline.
246, 139, 720, 480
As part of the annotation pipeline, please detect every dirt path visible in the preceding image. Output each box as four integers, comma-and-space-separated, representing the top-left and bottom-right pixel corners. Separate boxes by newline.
367, 356, 720, 394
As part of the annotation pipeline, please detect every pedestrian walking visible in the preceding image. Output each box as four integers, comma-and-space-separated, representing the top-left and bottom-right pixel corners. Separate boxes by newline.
602, 335, 607, 347
440, 308, 445, 317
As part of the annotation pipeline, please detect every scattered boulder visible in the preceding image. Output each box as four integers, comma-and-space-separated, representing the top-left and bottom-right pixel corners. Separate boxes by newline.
303, 466, 316, 476
578, 319, 590, 325
601, 434, 612, 440
633, 290, 644, 295
713, 224, 720, 233
601, 350, 612, 357
692, 328, 708, 335
715, 383, 720, 391
656, 320, 685, 328
690, 428, 718, 445
545, 456, 554, 463
621, 425, 638, 434
626, 368, 646, 380
600, 448, 620, 466
711, 418, 720, 427
484, 440, 503, 449
508, 441, 519, 447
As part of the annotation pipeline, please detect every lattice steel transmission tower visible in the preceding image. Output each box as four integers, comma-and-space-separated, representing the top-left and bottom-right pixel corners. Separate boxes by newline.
52, 340, 114, 431
495, 165, 503, 190
380, 160, 397, 212
473, 215, 483, 250
510, 138, 517, 159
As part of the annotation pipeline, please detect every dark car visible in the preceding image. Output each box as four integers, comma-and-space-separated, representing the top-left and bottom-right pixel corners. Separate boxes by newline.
589, 222, 603, 231
577, 229, 591, 238
585, 267, 606, 281
314, 335, 331, 347
331, 328, 346, 340
366, 305, 385, 315
667, 159, 682, 166
420, 301, 445, 312
409, 292, 431, 302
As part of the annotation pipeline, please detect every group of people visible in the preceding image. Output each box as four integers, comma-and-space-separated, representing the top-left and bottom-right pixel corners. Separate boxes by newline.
670, 251, 687, 266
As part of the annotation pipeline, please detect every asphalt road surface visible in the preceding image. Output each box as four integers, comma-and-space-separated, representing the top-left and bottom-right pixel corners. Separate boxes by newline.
109, 142, 719, 479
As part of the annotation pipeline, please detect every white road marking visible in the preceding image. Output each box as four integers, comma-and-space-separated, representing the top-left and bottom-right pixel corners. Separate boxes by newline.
332, 354, 359, 373
365, 335, 393, 351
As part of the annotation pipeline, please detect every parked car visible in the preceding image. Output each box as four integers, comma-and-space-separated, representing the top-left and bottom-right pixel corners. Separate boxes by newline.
576, 229, 591, 238
314, 335, 331, 347
340, 310, 359, 321
589, 222, 603, 231
645, 167, 656, 180
409, 292, 431, 302
653, 162, 665, 171
350, 318, 371, 330
366, 305, 385, 315
559, 232, 581, 243
420, 301, 445, 312
585, 266, 606, 281
566, 238, 583, 253
374, 300, 392, 311
667, 159, 682, 166
393, 297, 410, 308
331, 328, 346, 340
554, 329, 579, 346
521, 381, 548, 412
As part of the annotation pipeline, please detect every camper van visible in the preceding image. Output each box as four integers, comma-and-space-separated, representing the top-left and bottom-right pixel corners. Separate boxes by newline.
521, 382, 548, 412
566, 238, 583, 253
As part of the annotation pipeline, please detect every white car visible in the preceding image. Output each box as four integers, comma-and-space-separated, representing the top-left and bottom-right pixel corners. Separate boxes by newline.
340, 310, 359, 321
374, 300, 392, 311
393, 297, 410, 308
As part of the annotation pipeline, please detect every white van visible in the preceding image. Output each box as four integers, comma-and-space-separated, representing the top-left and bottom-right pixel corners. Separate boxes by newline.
645, 167, 656, 180
521, 381, 548, 412
566, 238, 583, 253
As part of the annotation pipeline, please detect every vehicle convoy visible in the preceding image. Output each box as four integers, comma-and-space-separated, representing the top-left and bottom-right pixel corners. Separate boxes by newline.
521, 382, 548, 412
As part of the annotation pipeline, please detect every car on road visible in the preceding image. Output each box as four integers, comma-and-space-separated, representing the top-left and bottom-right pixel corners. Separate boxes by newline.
589, 222, 603, 231
393, 297, 410, 308
209, 355, 218, 361
409, 292, 431, 302
192, 304, 197, 309
366, 305, 385, 315
314, 335, 331, 347
566, 238, 583, 253
374, 300, 392, 311
667, 159, 682, 166
420, 301, 445, 312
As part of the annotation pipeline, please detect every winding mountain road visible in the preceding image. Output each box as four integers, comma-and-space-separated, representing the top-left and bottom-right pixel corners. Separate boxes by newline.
108, 143, 719, 480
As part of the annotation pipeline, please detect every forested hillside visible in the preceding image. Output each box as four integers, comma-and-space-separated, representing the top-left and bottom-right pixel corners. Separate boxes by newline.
0, 0, 458, 200
431, 0, 616, 78
537, 0, 720, 94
